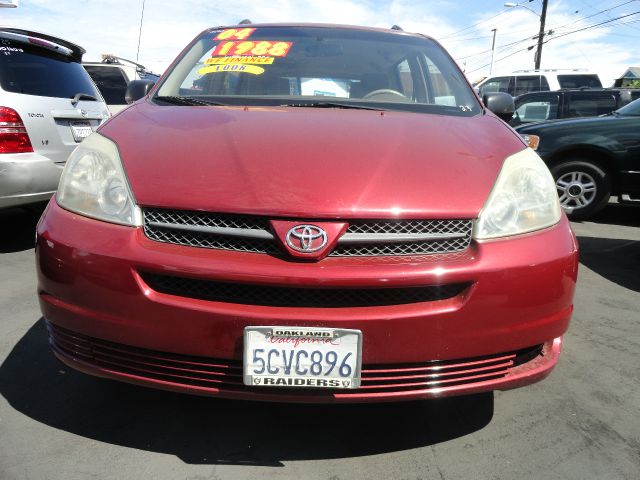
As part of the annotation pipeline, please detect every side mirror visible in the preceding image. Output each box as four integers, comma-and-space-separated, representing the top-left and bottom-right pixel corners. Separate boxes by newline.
125, 79, 156, 104
482, 92, 515, 122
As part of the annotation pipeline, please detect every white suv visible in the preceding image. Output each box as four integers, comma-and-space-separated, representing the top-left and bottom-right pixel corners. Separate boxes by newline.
475, 69, 602, 97
0, 28, 109, 209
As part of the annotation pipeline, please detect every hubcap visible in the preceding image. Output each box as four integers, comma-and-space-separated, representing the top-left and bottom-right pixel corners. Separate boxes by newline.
556, 171, 597, 210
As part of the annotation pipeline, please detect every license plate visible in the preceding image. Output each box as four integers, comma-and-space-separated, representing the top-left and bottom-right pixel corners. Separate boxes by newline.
244, 326, 362, 389
70, 121, 93, 142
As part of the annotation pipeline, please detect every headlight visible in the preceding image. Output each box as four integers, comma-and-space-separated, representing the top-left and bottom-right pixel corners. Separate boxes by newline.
57, 133, 141, 226
474, 148, 561, 239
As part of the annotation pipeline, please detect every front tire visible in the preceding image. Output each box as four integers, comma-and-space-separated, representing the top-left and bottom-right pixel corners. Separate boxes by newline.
551, 160, 610, 220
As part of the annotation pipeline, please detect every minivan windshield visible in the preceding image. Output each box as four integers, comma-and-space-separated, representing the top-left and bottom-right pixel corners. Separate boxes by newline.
0, 40, 100, 99
156, 26, 481, 116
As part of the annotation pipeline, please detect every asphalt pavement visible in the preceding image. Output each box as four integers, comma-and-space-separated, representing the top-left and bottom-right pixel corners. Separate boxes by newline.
1, 202, 638, 480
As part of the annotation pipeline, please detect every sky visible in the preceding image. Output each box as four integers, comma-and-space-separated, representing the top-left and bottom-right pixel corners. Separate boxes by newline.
2, 0, 639, 87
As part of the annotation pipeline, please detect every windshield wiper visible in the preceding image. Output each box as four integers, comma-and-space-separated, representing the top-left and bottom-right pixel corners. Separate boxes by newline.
280, 101, 385, 111
154, 96, 228, 106
71, 92, 97, 106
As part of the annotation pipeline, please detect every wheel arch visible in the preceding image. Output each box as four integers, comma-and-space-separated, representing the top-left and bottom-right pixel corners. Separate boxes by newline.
544, 146, 616, 176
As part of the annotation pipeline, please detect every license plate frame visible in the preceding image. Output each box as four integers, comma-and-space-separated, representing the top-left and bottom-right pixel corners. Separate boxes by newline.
69, 121, 93, 142
243, 326, 362, 389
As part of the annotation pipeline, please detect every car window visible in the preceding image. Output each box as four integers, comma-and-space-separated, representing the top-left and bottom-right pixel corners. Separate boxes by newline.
478, 76, 511, 96
513, 93, 559, 125
513, 75, 544, 96
423, 56, 457, 106
84, 65, 128, 104
0, 39, 100, 99
557, 74, 602, 89
396, 59, 414, 100
159, 26, 481, 116
567, 94, 616, 118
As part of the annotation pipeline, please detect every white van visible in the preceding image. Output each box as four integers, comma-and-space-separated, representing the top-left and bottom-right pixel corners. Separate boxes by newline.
475, 69, 602, 97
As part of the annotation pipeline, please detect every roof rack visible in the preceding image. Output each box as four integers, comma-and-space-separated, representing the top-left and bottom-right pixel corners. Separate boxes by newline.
511, 68, 590, 73
98, 54, 158, 76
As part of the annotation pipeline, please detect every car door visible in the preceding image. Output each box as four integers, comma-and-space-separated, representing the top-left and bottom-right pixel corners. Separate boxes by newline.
511, 92, 559, 126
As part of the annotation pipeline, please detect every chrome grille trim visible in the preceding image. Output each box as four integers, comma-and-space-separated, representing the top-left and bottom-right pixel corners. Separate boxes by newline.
330, 219, 473, 257
145, 220, 275, 240
143, 208, 277, 254
142, 208, 473, 257
338, 232, 468, 244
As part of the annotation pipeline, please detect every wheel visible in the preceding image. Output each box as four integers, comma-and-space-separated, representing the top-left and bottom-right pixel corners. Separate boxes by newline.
550, 159, 611, 220
362, 89, 407, 101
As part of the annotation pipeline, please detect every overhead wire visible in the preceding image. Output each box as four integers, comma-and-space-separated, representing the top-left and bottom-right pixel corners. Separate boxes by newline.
456, 5, 640, 73
463, 9, 640, 74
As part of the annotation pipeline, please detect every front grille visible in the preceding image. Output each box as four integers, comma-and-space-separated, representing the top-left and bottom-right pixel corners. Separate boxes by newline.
142, 208, 473, 257
140, 272, 469, 308
47, 321, 544, 397
143, 208, 278, 254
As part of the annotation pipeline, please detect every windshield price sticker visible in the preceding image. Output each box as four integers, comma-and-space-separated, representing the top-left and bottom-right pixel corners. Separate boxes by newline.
212, 41, 293, 57
214, 28, 256, 40
205, 56, 274, 65
244, 326, 362, 389
197, 64, 265, 75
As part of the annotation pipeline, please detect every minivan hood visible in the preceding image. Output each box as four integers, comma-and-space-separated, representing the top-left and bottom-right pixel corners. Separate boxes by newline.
100, 101, 525, 219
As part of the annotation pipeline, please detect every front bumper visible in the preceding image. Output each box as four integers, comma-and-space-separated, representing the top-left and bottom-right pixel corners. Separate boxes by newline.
36, 200, 578, 402
0, 153, 63, 208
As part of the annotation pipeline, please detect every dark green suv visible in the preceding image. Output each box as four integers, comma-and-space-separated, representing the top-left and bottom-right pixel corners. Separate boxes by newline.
515, 98, 640, 219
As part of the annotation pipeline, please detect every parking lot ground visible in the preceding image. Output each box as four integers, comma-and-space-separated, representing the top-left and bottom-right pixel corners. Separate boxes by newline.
1, 203, 639, 480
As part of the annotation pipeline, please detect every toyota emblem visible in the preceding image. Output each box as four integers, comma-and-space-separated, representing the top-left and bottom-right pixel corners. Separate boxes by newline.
285, 225, 328, 253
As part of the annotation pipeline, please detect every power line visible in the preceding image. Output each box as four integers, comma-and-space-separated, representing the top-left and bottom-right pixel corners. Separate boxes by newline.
577, 0, 640, 32
438, 8, 516, 40
546, 0, 637, 33
454, 0, 639, 65
544, 10, 640, 42
464, 10, 640, 75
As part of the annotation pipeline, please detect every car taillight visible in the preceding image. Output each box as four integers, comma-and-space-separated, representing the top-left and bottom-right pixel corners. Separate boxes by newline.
0, 106, 33, 153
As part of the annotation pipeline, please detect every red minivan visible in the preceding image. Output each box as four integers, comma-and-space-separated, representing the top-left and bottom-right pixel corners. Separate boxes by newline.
36, 24, 578, 403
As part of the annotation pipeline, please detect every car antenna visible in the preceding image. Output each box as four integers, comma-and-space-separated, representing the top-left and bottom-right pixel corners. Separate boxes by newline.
238, 19, 252, 24
391, 25, 403, 31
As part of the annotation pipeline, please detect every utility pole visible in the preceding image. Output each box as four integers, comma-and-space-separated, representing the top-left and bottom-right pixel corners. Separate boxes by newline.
534, 0, 549, 69
490, 29, 497, 75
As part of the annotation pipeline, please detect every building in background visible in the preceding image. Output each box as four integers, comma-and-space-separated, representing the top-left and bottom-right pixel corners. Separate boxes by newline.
613, 67, 640, 87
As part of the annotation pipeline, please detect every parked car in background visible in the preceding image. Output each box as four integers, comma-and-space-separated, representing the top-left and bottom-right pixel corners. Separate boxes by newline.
476, 69, 602, 97
37, 23, 577, 403
516, 98, 640, 219
83, 55, 160, 114
509, 88, 640, 126
0, 28, 109, 209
